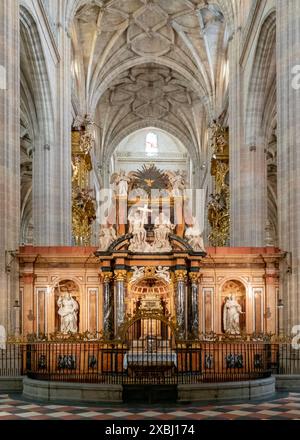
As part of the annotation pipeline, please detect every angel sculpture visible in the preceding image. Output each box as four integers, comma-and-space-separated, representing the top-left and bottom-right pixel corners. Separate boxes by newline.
153, 212, 175, 252
110, 170, 131, 196
130, 266, 145, 283
167, 170, 187, 197
98, 224, 117, 251
156, 266, 171, 283
128, 205, 152, 252
185, 216, 206, 252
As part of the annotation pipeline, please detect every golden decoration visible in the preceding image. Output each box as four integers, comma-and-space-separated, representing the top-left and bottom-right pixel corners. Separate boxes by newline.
189, 272, 200, 284
144, 267, 156, 278
210, 121, 229, 155
208, 122, 230, 247
6, 330, 293, 345
71, 130, 96, 245
175, 270, 187, 282
116, 308, 179, 341
102, 272, 113, 283
114, 270, 127, 282
79, 130, 94, 155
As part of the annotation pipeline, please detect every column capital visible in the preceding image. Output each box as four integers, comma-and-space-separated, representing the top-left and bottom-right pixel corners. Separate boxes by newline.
102, 272, 113, 283
114, 270, 127, 282
189, 272, 200, 284
175, 270, 187, 282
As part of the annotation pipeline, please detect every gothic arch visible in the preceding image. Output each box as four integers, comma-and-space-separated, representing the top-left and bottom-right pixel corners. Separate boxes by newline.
245, 10, 276, 148
106, 121, 199, 165
20, 6, 55, 244
244, 10, 277, 245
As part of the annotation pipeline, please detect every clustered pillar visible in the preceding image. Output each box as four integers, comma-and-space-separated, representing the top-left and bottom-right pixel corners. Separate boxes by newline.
0, 0, 20, 332
277, 0, 300, 331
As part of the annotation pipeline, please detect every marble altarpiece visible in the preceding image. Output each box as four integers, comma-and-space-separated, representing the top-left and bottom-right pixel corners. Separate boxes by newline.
18, 165, 281, 342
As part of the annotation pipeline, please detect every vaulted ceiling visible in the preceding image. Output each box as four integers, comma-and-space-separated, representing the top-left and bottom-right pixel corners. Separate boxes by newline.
71, 0, 230, 165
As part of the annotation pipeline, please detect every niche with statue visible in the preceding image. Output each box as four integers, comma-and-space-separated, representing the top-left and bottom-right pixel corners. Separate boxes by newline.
55, 280, 80, 334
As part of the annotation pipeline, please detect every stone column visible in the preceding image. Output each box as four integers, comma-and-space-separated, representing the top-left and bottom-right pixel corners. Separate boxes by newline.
189, 272, 200, 338
0, 0, 20, 333
175, 270, 187, 339
228, 25, 243, 245
114, 270, 127, 332
102, 272, 114, 339
51, 5, 72, 245
277, 0, 300, 331
229, 18, 266, 246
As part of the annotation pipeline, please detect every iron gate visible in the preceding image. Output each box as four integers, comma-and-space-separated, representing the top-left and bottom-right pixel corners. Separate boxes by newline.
122, 315, 179, 384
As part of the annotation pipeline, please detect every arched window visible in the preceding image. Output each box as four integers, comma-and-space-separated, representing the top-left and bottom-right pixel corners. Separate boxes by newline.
145, 132, 158, 156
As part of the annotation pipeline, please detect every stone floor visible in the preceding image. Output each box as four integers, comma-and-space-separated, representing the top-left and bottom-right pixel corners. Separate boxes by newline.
0, 392, 300, 420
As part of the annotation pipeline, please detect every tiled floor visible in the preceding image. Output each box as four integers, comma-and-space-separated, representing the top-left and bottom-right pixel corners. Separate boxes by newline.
0, 392, 300, 419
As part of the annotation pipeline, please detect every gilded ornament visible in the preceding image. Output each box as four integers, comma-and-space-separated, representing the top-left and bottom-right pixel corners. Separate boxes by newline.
114, 270, 127, 282
175, 270, 187, 282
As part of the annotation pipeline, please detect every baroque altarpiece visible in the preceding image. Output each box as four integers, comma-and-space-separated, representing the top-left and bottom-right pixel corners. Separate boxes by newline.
19, 151, 281, 342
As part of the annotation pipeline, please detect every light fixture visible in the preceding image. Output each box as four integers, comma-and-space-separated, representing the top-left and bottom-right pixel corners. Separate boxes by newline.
277, 299, 284, 309
13, 300, 20, 308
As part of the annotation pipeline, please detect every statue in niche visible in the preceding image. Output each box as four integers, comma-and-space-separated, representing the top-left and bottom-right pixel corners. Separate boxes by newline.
185, 217, 206, 252
110, 170, 131, 196
57, 292, 79, 334
153, 212, 175, 252
128, 205, 152, 252
98, 224, 117, 251
223, 294, 244, 335
168, 170, 187, 197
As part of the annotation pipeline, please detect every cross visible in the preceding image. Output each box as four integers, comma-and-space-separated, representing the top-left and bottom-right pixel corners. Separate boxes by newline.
137, 204, 152, 223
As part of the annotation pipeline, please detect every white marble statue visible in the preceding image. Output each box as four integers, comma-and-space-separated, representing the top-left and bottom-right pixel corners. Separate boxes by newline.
153, 212, 175, 252
169, 170, 187, 197
98, 224, 117, 251
223, 294, 244, 335
128, 205, 152, 252
110, 170, 131, 196
185, 216, 206, 252
130, 266, 145, 283
57, 292, 79, 334
0, 325, 6, 350
156, 266, 171, 283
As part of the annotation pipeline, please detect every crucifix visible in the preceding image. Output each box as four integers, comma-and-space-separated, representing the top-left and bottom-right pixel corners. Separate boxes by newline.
137, 204, 152, 226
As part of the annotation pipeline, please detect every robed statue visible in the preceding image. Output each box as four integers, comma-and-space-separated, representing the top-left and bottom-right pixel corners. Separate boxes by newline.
223, 294, 244, 335
57, 292, 79, 333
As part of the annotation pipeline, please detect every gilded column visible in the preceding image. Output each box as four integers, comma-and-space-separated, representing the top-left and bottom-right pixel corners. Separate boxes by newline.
114, 270, 127, 332
175, 270, 187, 339
102, 272, 113, 339
189, 272, 200, 338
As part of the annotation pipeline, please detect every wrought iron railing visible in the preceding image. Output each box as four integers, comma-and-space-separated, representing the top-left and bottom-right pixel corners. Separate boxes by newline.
1, 341, 300, 385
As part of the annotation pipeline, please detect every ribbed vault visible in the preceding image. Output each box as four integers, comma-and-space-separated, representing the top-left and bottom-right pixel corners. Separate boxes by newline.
70, 0, 231, 175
